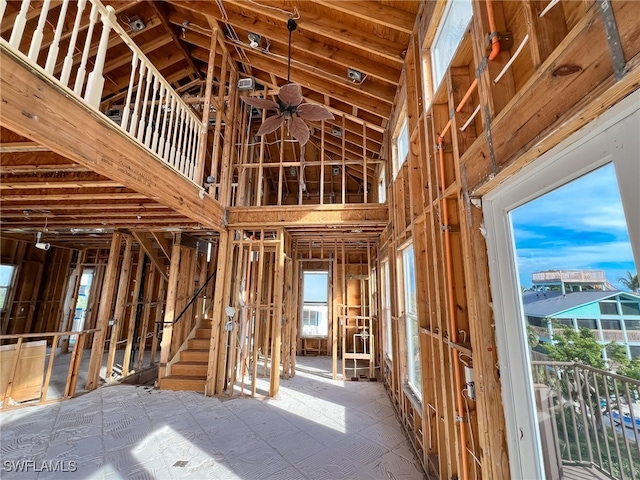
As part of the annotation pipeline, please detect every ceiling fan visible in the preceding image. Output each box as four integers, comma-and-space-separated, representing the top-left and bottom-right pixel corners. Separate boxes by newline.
241, 19, 334, 146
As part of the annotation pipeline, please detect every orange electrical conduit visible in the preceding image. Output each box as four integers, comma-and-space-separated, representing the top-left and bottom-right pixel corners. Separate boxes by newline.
435, 1, 500, 478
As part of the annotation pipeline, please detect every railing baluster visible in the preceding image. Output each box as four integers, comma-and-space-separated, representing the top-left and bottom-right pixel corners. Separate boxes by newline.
613, 378, 635, 480
155, 85, 169, 156
120, 53, 139, 131
574, 365, 594, 465
145, 77, 159, 148
185, 118, 196, 179
73, 2, 99, 97
84, 5, 116, 107
0, 0, 7, 25
164, 97, 177, 163
623, 380, 640, 474
137, 69, 153, 143
59, 0, 87, 87
9, 0, 30, 48
170, 105, 183, 167
593, 369, 614, 477
588, 370, 605, 474
44, 0, 70, 74
27, 0, 51, 61
129, 61, 146, 137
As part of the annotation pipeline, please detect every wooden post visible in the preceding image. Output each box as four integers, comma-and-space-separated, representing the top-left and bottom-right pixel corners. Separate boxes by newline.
206, 230, 230, 395
122, 249, 146, 376
86, 232, 123, 390
251, 230, 265, 396
195, 27, 218, 186
159, 233, 182, 378
137, 265, 156, 371
269, 229, 285, 397
150, 277, 166, 366
332, 240, 339, 379
105, 235, 133, 379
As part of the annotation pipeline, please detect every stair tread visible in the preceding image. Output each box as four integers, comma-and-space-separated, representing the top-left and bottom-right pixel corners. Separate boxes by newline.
162, 375, 206, 380
174, 361, 208, 365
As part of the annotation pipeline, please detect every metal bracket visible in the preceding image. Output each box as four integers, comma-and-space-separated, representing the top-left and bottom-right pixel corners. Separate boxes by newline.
598, 0, 626, 81
475, 57, 488, 78
462, 165, 472, 227
483, 105, 497, 174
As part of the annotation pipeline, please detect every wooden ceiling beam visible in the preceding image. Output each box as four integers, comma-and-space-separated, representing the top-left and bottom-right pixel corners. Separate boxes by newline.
103, 36, 174, 74
310, 0, 415, 35
0, 203, 172, 212
1, 193, 150, 202
220, 0, 406, 65
227, 42, 395, 108
0, 142, 50, 153
227, 204, 388, 228
165, 7, 401, 85
0, 180, 123, 189
147, 1, 202, 80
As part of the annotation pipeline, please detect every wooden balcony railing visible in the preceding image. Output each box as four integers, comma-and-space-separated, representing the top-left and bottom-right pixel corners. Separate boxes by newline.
0, 0, 205, 184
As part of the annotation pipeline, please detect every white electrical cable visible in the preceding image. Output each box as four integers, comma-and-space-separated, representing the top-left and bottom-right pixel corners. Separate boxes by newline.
494, 34, 529, 84
539, 0, 561, 18
459, 104, 481, 132
462, 388, 481, 480
246, 0, 300, 19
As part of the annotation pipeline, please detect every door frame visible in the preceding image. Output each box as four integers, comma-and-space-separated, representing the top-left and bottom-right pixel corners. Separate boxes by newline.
482, 90, 640, 479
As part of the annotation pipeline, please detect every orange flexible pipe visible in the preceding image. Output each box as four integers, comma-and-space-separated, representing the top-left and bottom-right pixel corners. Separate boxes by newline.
437, 140, 470, 479
486, 0, 501, 61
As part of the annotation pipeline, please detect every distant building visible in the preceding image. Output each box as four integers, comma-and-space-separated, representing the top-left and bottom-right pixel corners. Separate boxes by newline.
524, 291, 640, 359
530, 269, 616, 294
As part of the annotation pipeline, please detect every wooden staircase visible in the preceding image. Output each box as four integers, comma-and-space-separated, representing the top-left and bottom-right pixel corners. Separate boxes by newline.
157, 322, 211, 392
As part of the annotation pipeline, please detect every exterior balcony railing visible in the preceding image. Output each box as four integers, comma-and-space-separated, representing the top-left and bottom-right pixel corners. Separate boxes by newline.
0, 0, 206, 185
532, 360, 640, 479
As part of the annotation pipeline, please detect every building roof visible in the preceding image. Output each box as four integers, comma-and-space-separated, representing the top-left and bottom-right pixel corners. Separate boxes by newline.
523, 291, 639, 317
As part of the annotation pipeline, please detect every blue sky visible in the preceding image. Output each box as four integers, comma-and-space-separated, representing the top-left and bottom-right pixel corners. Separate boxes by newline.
511, 163, 637, 291
303, 272, 329, 303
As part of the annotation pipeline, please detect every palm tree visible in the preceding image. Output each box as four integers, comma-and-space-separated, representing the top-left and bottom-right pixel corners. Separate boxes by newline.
619, 271, 639, 293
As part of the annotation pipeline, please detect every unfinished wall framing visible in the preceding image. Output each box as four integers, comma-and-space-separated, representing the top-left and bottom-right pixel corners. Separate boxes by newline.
378, 1, 640, 479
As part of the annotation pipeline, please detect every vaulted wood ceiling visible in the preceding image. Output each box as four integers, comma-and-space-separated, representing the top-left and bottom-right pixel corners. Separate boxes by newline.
1, 1, 418, 247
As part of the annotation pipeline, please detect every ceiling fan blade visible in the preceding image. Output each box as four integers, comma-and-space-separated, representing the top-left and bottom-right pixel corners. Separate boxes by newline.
289, 116, 310, 145
296, 103, 335, 121
241, 97, 279, 110
256, 115, 284, 136
278, 83, 303, 106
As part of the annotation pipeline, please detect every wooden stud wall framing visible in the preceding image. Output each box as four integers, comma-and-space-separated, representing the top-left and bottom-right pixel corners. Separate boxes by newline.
378, 1, 640, 479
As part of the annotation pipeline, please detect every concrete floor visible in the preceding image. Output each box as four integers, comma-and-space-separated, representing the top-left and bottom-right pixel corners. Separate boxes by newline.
0, 356, 425, 479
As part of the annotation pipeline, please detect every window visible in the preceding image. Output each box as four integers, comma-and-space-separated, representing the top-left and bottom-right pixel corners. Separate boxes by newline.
392, 117, 409, 178
381, 261, 392, 359
630, 346, 640, 358
599, 302, 619, 315
622, 302, 640, 316
431, 0, 473, 91
301, 271, 329, 337
0, 265, 15, 310
577, 319, 598, 329
626, 320, 640, 330
378, 168, 386, 204
600, 319, 621, 330
402, 245, 421, 398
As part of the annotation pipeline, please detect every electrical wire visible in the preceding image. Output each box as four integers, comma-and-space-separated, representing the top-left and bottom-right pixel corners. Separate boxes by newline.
246, 0, 300, 19
462, 388, 481, 480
